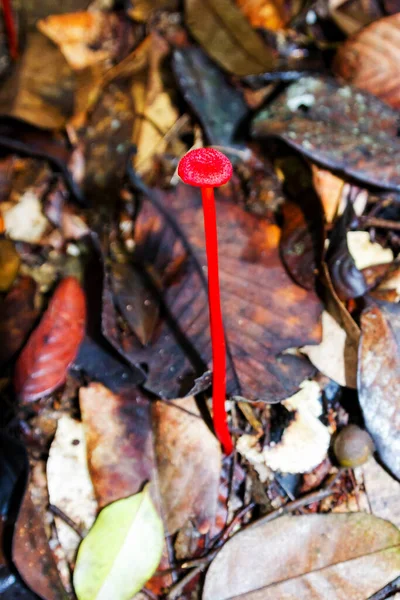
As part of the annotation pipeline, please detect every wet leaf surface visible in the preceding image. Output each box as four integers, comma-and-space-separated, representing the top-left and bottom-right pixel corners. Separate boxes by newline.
0, 276, 37, 367
153, 396, 221, 535
204, 513, 400, 600
113, 180, 322, 402
334, 13, 400, 110
14, 277, 86, 402
359, 300, 400, 479
172, 46, 248, 146
252, 76, 400, 191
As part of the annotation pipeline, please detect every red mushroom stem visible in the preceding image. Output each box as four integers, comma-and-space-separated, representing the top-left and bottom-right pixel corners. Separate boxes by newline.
178, 148, 234, 455
1, 0, 17, 60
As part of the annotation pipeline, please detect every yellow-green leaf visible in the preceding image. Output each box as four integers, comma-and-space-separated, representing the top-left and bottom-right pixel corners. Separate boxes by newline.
73, 485, 163, 600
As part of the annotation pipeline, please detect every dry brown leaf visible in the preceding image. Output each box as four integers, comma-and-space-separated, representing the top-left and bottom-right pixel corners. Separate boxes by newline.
359, 300, 400, 479
334, 14, 400, 110
153, 397, 221, 535
184, 0, 277, 76
0, 239, 20, 292
361, 458, 400, 529
235, 0, 289, 30
79, 383, 155, 508
328, 0, 381, 35
128, 0, 179, 21
311, 165, 344, 223
302, 310, 357, 388
203, 513, 400, 600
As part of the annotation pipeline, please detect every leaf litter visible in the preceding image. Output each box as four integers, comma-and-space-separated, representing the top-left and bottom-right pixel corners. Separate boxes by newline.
2, 2, 400, 600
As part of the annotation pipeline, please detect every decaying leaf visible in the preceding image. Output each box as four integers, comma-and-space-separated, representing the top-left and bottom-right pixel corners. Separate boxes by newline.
362, 458, 400, 529
13, 491, 68, 600
153, 396, 221, 534
184, 0, 278, 76
47, 415, 97, 563
334, 13, 400, 110
79, 383, 154, 508
302, 310, 357, 388
114, 181, 322, 402
347, 231, 394, 270
311, 166, 344, 223
14, 277, 86, 402
128, 0, 179, 21
73, 486, 164, 600
0, 276, 37, 366
253, 76, 400, 190
203, 513, 400, 600
0, 238, 20, 291
359, 300, 400, 479
172, 45, 248, 146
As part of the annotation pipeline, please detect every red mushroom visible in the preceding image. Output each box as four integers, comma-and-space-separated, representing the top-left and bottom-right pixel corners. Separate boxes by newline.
178, 147, 234, 455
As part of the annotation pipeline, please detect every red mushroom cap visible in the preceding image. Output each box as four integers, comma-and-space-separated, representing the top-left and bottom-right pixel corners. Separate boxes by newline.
178, 147, 233, 188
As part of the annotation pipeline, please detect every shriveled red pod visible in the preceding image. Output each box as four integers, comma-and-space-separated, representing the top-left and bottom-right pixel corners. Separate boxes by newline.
178, 147, 234, 455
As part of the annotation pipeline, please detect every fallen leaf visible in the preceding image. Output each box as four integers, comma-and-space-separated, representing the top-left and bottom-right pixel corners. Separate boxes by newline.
73, 485, 164, 600
302, 310, 357, 388
203, 513, 400, 600
359, 300, 400, 479
128, 0, 179, 21
184, 0, 277, 76
0, 238, 20, 291
361, 458, 400, 529
113, 180, 322, 402
334, 14, 400, 110
153, 396, 221, 534
172, 45, 248, 146
0, 276, 37, 366
252, 76, 400, 191
327, 0, 382, 35
238, 380, 330, 474
0, 33, 75, 129
13, 491, 68, 600
347, 231, 394, 270
79, 383, 155, 508
14, 277, 86, 402
47, 415, 97, 563
3, 189, 50, 243
235, 0, 289, 30
311, 166, 344, 223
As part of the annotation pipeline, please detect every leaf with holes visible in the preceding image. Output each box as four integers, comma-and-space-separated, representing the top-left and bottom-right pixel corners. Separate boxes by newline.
14, 277, 86, 402
104, 180, 322, 402
73, 485, 164, 600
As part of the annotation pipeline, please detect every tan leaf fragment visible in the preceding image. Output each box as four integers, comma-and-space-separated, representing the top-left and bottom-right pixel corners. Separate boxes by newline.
311, 165, 344, 223
347, 231, 393, 270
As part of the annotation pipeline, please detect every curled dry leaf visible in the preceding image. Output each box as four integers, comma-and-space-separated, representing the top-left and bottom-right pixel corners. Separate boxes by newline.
14, 277, 86, 402
253, 76, 400, 191
203, 513, 400, 600
153, 396, 221, 535
13, 491, 68, 600
79, 383, 155, 508
172, 46, 248, 146
0, 276, 37, 366
73, 486, 164, 600
114, 181, 322, 402
47, 415, 97, 563
311, 165, 344, 223
334, 14, 400, 110
359, 300, 400, 479
184, 0, 277, 76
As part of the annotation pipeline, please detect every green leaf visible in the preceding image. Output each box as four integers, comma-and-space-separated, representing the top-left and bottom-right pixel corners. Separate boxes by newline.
73, 484, 163, 600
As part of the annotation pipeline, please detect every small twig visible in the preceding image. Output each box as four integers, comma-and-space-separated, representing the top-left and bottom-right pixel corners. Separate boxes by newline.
48, 504, 85, 538
166, 475, 339, 599
367, 575, 400, 600
362, 217, 400, 232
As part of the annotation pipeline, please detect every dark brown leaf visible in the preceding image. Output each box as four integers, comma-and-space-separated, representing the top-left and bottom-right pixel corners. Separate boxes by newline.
153, 396, 221, 535
110, 179, 322, 402
359, 300, 400, 479
79, 382, 155, 508
184, 0, 277, 76
252, 76, 400, 191
14, 276, 86, 402
172, 46, 248, 146
13, 491, 67, 600
334, 14, 400, 110
280, 201, 317, 290
0, 276, 37, 366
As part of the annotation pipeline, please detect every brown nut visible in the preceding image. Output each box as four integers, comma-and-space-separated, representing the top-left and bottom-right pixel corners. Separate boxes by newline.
334, 424, 374, 468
